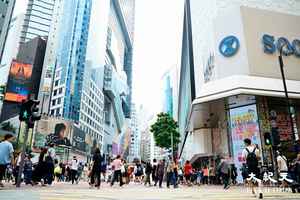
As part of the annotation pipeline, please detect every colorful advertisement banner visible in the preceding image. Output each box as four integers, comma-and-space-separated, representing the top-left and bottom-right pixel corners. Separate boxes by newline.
5, 61, 33, 102
230, 104, 262, 183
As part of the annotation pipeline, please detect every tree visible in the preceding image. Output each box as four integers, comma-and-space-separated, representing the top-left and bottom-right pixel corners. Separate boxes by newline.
150, 113, 180, 150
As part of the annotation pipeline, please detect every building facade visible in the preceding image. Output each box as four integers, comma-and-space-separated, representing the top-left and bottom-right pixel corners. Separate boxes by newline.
49, 0, 92, 122
20, 0, 55, 43
0, 13, 24, 84
162, 66, 179, 119
128, 103, 140, 161
0, 0, 15, 61
178, 0, 300, 183
79, 63, 105, 155
1, 37, 47, 121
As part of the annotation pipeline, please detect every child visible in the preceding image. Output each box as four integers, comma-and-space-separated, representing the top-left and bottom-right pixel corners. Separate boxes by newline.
24, 154, 33, 185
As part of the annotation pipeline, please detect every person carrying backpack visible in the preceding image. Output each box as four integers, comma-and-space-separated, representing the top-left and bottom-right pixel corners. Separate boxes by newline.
242, 138, 263, 199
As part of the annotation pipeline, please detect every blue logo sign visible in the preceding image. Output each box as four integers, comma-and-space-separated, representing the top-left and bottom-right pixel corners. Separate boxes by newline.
219, 35, 240, 57
262, 34, 300, 57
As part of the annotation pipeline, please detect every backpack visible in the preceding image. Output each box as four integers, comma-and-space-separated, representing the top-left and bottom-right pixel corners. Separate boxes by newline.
246, 147, 258, 169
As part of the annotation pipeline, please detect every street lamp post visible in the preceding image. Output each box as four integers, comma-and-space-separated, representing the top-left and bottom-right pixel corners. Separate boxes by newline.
278, 45, 298, 142
171, 131, 174, 161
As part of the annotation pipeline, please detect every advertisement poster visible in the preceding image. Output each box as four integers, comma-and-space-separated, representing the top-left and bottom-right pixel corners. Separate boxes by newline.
5, 61, 33, 102
229, 104, 262, 183
36, 117, 72, 147
72, 126, 86, 152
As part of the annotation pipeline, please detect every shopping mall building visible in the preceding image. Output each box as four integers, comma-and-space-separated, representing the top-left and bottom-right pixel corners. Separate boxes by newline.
178, 0, 300, 182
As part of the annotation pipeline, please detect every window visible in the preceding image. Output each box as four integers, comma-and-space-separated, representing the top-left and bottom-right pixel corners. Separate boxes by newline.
57, 98, 61, 104
53, 90, 57, 96
59, 88, 63, 94
52, 99, 56, 106
55, 80, 59, 86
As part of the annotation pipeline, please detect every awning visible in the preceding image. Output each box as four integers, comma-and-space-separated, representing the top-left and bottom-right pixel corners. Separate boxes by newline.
190, 153, 214, 164
193, 75, 300, 106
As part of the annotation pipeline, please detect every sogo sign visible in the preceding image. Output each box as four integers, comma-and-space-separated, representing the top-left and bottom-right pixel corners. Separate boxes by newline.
262, 34, 300, 57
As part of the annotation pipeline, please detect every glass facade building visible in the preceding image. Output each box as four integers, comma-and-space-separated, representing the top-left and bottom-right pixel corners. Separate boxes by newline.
50, 0, 92, 123
20, 0, 55, 42
0, 0, 15, 60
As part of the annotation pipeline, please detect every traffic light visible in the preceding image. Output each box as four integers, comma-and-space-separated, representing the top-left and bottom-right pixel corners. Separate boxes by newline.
19, 99, 41, 126
19, 100, 31, 121
264, 132, 272, 146
271, 128, 281, 146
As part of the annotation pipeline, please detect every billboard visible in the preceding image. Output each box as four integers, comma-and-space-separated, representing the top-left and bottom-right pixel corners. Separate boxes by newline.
229, 104, 262, 183
35, 117, 72, 147
72, 126, 86, 152
5, 61, 33, 102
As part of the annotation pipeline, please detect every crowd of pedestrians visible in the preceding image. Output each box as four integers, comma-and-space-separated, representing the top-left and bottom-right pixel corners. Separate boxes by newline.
1, 133, 300, 200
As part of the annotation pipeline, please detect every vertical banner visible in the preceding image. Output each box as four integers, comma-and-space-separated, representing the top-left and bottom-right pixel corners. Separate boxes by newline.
230, 104, 262, 183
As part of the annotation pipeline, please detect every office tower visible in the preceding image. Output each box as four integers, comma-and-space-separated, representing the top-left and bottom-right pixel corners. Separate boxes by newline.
20, 0, 55, 42
0, 0, 15, 60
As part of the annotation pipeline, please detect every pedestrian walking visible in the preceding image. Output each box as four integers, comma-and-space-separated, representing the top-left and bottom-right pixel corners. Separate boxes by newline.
0, 134, 15, 188
90, 148, 103, 189
276, 150, 288, 188
54, 163, 62, 182
23, 153, 33, 185
70, 156, 79, 184
110, 155, 124, 187
134, 161, 143, 183
217, 157, 231, 190
209, 165, 216, 185
152, 159, 158, 185
184, 160, 192, 186
230, 164, 237, 185
32, 148, 47, 186
144, 161, 152, 186
155, 159, 165, 188
44, 148, 55, 185
242, 138, 263, 199
166, 160, 174, 188
202, 166, 209, 185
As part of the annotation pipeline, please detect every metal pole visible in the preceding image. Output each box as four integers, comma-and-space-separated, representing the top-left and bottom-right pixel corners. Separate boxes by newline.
278, 47, 296, 142
16, 122, 22, 150
171, 131, 174, 161
16, 123, 29, 187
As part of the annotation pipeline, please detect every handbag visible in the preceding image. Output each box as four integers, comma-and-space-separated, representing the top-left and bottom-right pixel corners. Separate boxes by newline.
121, 165, 126, 173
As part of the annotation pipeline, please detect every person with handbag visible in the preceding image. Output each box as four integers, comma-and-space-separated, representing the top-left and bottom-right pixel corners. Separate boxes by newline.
90, 148, 103, 189
110, 155, 124, 187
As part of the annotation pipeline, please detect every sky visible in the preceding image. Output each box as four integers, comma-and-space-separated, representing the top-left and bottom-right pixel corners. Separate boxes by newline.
133, 0, 184, 114
13, 0, 184, 115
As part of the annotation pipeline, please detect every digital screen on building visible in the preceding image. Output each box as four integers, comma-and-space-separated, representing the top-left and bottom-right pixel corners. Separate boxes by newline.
4, 61, 33, 102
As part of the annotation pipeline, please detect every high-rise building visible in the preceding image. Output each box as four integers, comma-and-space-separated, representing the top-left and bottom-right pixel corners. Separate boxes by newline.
0, 13, 25, 84
128, 103, 139, 161
79, 62, 105, 154
99, 0, 135, 156
0, 37, 47, 121
178, 0, 300, 183
20, 0, 55, 43
0, 0, 16, 61
49, 0, 92, 122
161, 66, 179, 119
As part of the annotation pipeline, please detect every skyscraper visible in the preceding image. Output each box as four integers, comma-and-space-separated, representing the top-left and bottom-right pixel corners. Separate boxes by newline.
0, 0, 16, 61
20, 0, 55, 42
49, 0, 92, 122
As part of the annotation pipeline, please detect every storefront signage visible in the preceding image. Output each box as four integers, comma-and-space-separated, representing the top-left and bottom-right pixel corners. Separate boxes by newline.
204, 53, 215, 83
219, 35, 240, 57
262, 34, 300, 57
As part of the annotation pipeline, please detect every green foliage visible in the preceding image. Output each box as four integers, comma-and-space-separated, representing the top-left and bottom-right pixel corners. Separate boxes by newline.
150, 112, 180, 149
